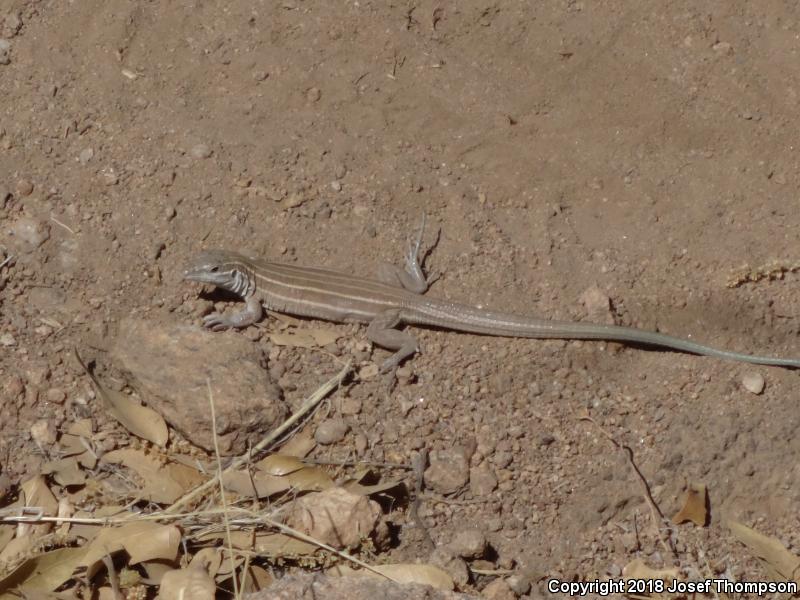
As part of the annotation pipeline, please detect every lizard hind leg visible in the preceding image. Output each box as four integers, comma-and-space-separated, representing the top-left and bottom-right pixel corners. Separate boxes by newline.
375, 213, 439, 293
366, 309, 420, 372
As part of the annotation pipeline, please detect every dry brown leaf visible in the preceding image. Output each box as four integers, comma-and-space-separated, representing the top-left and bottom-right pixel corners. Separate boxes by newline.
222, 466, 332, 498
728, 520, 800, 584
41, 458, 86, 487
672, 483, 707, 526
21, 476, 58, 516
190, 547, 223, 577
242, 565, 274, 592
285, 487, 382, 550
96, 588, 117, 600
4, 476, 60, 552
158, 562, 215, 600
252, 532, 319, 557
101, 449, 204, 503
0, 547, 87, 597
220, 455, 333, 498
279, 427, 316, 458
74, 349, 168, 446
140, 560, 175, 584
80, 522, 181, 578
256, 454, 308, 475
0, 525, 14, 555
0, 536, 33, 564
58, 420, 97, 468
195, 530, 318, 558
622, 558, 680, 581
329, 563, 454, 590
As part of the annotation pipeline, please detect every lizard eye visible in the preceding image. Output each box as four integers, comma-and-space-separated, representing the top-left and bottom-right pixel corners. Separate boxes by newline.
209, 266, 219, 273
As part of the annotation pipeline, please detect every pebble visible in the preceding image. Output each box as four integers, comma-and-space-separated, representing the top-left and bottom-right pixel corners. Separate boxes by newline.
4, 14, 21, 36
4, 375, 24, 397
330, 180, 341, 192
16, 179, 33, 196
449, 529, 487, 559
314, 418, 349, 445
742, 372, 765, 395
470, 463, 498, 496
46, 388, 67, 404
424, 447, 470, 494
0, 39, 9, 66
191, 143, 212, 159
283, 191, 306, 209
306, 87, 321, 103
9, 217, 50, 251
252, 70, 269, 81
482, 579, 516, 600
30, 419, 58, 447
0, 332, 16, 346
78, 148, 94, 164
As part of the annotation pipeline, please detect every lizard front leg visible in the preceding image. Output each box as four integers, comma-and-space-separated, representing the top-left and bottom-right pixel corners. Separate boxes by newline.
203, 294, 264, 331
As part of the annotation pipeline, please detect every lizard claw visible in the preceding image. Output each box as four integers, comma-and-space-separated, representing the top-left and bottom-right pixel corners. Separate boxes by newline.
202, 313, 233, 331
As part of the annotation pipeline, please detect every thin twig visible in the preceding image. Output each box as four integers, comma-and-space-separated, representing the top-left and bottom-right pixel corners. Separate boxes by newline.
50, 216, 75, 235
164, 360, 351, 515
580, 414, 678, 560
209, 379, 239, 599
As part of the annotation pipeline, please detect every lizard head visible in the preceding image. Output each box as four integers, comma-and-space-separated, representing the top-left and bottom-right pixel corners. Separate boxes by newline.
183, 250, 254, 296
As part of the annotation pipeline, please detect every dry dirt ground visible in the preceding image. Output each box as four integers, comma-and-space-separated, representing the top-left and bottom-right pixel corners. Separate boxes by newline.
2, 0, 800, 596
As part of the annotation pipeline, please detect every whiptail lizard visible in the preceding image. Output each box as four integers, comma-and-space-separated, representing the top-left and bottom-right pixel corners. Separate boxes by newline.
183, 224, 800, 372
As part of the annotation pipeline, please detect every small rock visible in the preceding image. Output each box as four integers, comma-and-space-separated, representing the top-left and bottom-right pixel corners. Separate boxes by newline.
9, 217, 50, 252
25, 363, 51, 385
0, 333, 16, 347
78, 148, 94, 164
306, 87, 321, 102
507, 575, 531, 595
45, 388, 67, 404
4, 13, 22, 37
429, 547, 470, 587
330, 180, 342, 192
580, 285, 613, 323
252, 70, 269, 81
4, 375, 24, 397
30, 419, 57, 448
334, 163, 347, 179
712, 41, 732, 54
469, 463, 498, 496
15, 179, 33, 196
164, 206, 177, 221
742, 372, 765, 395
425, 447, 470, 494
283, 191, 306, 209
34, 324, 53, 337
483, 578, 516, 600
314, 418, 349, 445
339, 396, 362, 415
449, 529, 487, 559
0, 39, 9, 65
190, 143, 212, 159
